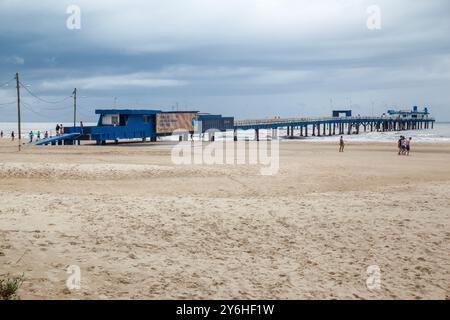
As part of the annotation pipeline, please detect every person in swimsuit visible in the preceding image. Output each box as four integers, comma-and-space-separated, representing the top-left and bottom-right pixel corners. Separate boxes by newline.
398, 136, 403, 155
406, 137, 412, 156
401, 137, 408, 155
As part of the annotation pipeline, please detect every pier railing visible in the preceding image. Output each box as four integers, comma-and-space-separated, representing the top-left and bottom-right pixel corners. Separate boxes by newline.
235, 116, 435, 126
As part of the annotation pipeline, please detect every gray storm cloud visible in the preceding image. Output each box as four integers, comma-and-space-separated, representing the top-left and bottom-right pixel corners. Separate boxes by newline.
0, 0, 449, 121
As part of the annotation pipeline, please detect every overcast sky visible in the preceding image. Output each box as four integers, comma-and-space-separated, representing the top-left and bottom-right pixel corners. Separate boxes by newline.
0, 0, 449, 122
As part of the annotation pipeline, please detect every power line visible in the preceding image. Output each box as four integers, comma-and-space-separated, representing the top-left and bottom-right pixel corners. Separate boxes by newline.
21, 101, 50, 120
0, 77, 15, 88
76, 110, 95, 118
21, 100, 93, 119
27, 103, 72, 111
0, 101, 16, 106
19, 81, 72, 104
1, 98, 72, 110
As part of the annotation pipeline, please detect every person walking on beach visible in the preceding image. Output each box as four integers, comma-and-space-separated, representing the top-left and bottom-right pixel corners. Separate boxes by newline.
406, 137, 412, 156
398, 136, 403, 155
11, 131, 14, 141
29, 130, 34, 143
339, 136, 345, 152
0, 130, 3, 138
56, 124, 60, 136
401, 137, 408, 155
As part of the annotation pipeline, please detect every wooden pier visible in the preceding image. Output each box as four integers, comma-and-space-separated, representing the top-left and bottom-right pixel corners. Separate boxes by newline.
232, 115, 435, 141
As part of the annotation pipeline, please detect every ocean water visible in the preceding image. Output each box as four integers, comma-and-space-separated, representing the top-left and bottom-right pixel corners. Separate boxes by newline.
298, 122, 450, 143
198, 122, 450, 143
0, 122, 449, 143
0, 122, 96, 139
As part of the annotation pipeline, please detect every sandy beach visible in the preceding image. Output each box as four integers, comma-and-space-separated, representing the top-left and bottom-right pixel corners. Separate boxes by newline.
0, 138, 449, 300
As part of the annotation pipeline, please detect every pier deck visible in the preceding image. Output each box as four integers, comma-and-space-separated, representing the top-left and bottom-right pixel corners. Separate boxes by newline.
231, 116, 435, 140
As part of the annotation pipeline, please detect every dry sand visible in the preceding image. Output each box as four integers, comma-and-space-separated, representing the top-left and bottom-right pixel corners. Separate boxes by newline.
0, 138, 449, 299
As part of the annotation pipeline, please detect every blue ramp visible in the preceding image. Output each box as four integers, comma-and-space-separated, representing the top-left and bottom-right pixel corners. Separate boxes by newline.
33, 133, 80, 145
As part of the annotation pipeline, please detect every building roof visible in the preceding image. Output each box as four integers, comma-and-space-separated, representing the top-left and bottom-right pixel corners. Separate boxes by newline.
159, 111, 199, 114
387, 107, 429, 115
95, 109, 161, 115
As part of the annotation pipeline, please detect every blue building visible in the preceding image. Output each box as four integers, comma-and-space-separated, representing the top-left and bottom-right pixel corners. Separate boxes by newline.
44, 109, 234, 145
64, 109, 161, 144
332, 110, 352, 117
198, 114, 234, 132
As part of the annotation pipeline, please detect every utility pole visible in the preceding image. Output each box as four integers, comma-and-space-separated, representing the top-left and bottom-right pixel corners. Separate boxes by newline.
15, 72, 21, 152
73, 88, 77, 128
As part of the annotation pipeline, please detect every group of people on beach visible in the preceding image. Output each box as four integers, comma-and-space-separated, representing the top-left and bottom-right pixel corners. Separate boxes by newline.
398, 136, 412, 156
27, 124, 63, 142
338, 135, 413, 155
27, 124, 64, 142
1, 130, 15, 140
0, 129, 51, 142
0, 123, 66, 143
28, 130, 49, 143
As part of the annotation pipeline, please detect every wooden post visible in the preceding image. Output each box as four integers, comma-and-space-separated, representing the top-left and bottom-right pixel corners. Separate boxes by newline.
15, 73, 21, 152
73, 88, 77, 128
